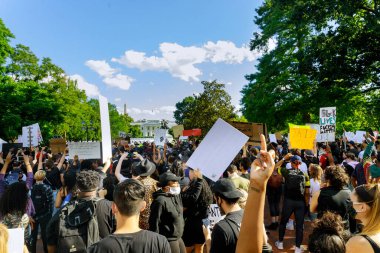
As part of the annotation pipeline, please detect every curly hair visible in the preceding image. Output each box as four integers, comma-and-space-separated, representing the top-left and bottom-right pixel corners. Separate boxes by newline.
76, 170, 100, 192
324, 166, 349, 190
308, 211, 346, 253
0, 182, 28, 216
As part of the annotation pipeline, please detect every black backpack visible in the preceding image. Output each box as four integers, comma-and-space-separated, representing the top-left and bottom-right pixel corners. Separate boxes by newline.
285, 169, 306, 199
31, 184, 49, 218
57, 198, 101, 253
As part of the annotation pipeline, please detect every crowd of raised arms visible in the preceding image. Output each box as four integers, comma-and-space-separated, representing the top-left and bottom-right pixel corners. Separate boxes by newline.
0, 134, 379, 253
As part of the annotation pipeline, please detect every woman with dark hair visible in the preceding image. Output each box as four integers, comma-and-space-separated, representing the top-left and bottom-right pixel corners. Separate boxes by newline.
310, 166, 351, 230
181, 169, 213, 253
308, 211, 346, 253
55, 170, 77, 208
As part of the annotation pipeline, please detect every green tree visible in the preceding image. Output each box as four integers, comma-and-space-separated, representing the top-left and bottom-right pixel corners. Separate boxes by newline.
174, 80, 237, 136
0, 19, 14, 78
242, 0, 380, 132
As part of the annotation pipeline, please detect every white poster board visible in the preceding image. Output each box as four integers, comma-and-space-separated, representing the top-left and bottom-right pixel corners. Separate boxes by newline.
353, 131, 366, 144
99, 95, 112, 163
319, 107, 336, 142
344, 131, 356, 142
68, 142, 101, 160
8, 228, 24, 253
186, 118, 249, 181
207, 204, 225, 229
0, 138, 7, 152
269, 134, 277, 144
22, 123, 43, 147
306, 123, 324, 143
154, 129, 168, 146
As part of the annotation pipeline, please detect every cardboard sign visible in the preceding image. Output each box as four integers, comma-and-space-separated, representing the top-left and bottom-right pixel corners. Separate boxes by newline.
99, 95, 112, 163
22, 123, 43, 147
319, 107, 336, 142
289, 127, 317, 150
172, 125, 184, 138
49, 138, 66, 154
8, 228, 24, 253
186, 118, 249, 181
154, 129, 168, 146
229, 121, 267, 145
207, 204, 225, 229
67, 142, 101, 160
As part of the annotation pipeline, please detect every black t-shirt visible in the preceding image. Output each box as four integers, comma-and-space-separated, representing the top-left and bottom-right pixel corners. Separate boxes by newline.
210, 209, 243, 253
45, 166, 62, 190
87, 230, 171, 253
46, 198, 115, 246
317, 186, 351, 222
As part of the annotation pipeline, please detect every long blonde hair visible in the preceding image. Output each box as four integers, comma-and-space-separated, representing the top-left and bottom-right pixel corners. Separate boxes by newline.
356, 184, 380, 235
0, 223, 8, 253
309, 164, 323, 183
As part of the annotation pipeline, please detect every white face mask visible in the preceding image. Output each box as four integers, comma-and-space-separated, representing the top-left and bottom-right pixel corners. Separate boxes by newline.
169, 186, 181, 195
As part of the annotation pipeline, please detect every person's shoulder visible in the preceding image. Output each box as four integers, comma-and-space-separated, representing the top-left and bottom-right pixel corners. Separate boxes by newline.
88, 236, 119, 253
346, 235, 374, 253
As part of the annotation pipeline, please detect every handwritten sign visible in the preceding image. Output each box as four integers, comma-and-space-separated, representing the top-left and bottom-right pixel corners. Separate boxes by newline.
118, 131, 127, 138
289, 127, 317, 150
22, 123, 43, 147
154, 129, 168, 146
67, 142, 101, 160
319, 107, 336, 142
207, 204, 225, 229
186, 118, 249, 181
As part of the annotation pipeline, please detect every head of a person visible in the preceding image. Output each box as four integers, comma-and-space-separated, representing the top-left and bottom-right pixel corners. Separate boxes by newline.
324, 166, 349, 189
350, 184, 380, 234
170, 160, 184, 177
76, 170, 100, 197
309, 164, 323, 181
226, 164, 238, 177
189, 168, 202, 181
0, 182, 28, 216
112, 179, 146, 218
158, 172, 181, 195
63, 171, 77, 193
80, 159, 98, 170
102, 174, 118, 201
237, 189, 248, 209
212, 178, 243, 215
131, 159, 155, 179
0, 223, 8, 253
290, 155, 302, 169
345, 152, 356, 161
34, 170, 46, 182
308, 211, 346, 253
45, 159, 54, 170
239, 157, 251, 172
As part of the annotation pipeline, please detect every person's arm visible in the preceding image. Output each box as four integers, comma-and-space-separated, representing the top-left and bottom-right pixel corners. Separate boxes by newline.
56, 150, 66, 170
22, 150, 34, 189
115, 153, 128, 183
236, 134, 275, 253
242, 143, 248, 158
325, 144, 335, 166
203, 225, 211, 253
0, 152, 12, 175
275, 153, 292, 169
0, 152, 4, 165
100, 156, 112, 173
310, 190, 320, 213
38, 147, 45, 170
55, 188, 64, 208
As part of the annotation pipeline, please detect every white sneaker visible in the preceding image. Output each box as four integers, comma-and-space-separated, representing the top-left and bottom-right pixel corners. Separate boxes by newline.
295, 246, 303, 253
286, 221, 295, 230
275, 241, 284, 250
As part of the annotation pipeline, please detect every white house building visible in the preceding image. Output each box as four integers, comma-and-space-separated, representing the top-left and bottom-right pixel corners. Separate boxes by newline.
131, 119, 176, 137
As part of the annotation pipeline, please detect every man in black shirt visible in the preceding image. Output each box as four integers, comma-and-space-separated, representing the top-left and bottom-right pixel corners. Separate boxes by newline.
87, 179, 171, 253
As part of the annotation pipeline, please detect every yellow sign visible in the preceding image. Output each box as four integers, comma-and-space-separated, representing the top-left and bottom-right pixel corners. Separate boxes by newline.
172, 125, 184, 138
289, 128, 317, 150
288, 123, 311, 129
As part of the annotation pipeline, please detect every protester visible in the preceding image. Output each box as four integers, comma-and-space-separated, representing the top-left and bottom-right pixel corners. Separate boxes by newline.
352, 134, 377, 187
149, 171, 185, 253
87, 179, 171, 253
346, 184, 380, 253
226, 164, 250, 192
308, 164, 323, 220
238, 157, 251, 180
55, 170, 77, 208
181, 168, 213, 253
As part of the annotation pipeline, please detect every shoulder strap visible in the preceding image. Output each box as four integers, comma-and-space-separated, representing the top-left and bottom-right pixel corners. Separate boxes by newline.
362, 235, 380, 252
224, 217, 240, 242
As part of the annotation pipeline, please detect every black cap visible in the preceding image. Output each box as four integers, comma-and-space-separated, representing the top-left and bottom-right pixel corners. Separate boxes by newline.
133, 159, 156, 177
159, 172, 181, 187
212, 178, 243, 199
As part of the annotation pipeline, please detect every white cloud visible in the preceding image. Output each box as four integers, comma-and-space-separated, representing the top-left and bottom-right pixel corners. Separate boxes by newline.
115, 98, 121, 102
112, 40, 264, 82
127, 106, 175, 116
69, 74, 100, 97
85, 60, 134, 90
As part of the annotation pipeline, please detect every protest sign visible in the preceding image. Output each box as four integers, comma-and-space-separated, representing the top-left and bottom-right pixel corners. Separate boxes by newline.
179, 136, 188, 141
207, 204, 225, 229
306, 123, 324, 142
22, 123, 43, 147
229, 121, 267, 145
0, 138, 6, 152
344, 131, 356, 142
319, 107, 336, 142
353, 131, 366, 144
68, 142, 101, 160
269, 134, 277, 144
49, 138, 66, 154
172, 125, 184, 138
99, 95, 112, 163
182, 129, 202, 137
1, 143, 23, 157
289, 127, 317, 150
186, 118, 249, 181
130, 138, 154, 143
154, 129, 168, 146
8, 228, 24, 253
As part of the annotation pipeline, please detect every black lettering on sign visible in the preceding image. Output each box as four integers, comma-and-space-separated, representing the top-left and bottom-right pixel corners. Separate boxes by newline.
320, 125, 336, 134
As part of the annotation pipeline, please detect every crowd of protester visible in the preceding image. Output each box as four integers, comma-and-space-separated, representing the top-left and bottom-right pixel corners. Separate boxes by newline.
0, 133, 379, 253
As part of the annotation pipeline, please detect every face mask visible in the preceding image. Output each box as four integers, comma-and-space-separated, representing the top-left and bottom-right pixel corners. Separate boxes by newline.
169, 186, 181, 195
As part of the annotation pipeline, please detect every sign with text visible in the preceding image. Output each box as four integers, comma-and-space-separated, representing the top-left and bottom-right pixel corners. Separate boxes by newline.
172, 125, 184, 138
99, 95, 112, 163
49, 138, 66, 154
68, 142, 101, 160
319, 107, 336, 142
289, 127, 317, 150
229, 121, 267, 145
182, 129, 202, 137
207, 204, 225, 229
22, 123, 43, 147
186, 118, 249, 181
154, 129, 168, 146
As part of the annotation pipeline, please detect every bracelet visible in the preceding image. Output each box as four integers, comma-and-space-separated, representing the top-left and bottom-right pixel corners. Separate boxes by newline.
250, 186, 261, 193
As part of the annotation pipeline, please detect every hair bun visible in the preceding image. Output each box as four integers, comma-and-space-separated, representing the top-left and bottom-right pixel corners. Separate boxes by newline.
313, 211, 344, 236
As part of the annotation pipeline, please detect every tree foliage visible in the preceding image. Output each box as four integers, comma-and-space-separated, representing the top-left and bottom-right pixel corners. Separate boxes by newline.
0, 18, 141, 142
241, 0, 380, 132
174, 80, 237, 136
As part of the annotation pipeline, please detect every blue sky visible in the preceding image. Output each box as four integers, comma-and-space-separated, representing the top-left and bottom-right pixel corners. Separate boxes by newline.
0, 0, 268, 121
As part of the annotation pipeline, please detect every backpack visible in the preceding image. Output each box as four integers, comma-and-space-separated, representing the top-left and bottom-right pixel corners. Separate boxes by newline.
285, 169, 306, 199
31, 184, 49, 218
57, 198, 101, 253
268, 170, 283, 188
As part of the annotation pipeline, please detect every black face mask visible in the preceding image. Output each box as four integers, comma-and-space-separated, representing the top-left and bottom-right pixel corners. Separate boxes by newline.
346, 199, 357, 218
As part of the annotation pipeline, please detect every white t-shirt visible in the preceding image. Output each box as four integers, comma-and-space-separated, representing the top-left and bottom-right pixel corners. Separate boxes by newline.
358, 151, 364, 160
286, 162, 308, 175
309, 178, 321, 204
